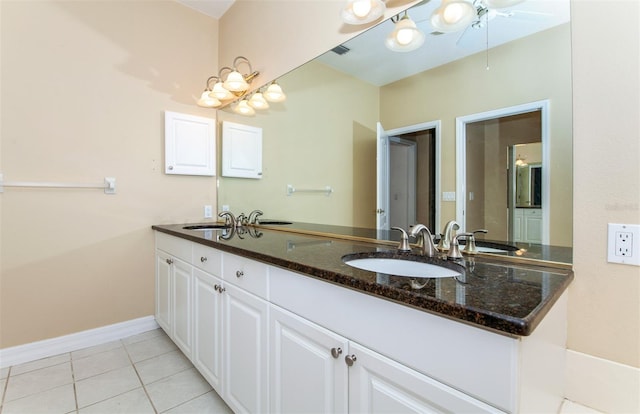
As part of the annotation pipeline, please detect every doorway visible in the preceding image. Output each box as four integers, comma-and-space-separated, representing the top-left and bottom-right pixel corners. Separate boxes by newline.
455, 100, 549, 244
377, 121, 440, 233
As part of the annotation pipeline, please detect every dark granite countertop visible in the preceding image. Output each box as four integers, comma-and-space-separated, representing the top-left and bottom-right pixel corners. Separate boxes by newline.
152, 222, 573, 337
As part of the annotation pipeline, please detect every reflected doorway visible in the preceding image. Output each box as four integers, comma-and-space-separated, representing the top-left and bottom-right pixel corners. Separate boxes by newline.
456, 100, 549, 244
377, 121, 440, 233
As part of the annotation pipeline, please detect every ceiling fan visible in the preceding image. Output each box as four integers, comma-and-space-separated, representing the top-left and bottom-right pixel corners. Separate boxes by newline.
429, 0, 546, 35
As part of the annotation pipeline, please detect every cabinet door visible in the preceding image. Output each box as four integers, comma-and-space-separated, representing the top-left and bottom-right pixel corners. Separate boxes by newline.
164, 111, 215, 176
172, 258, 193, 358
348, 342, 501, 414
155, 251, 172, 333
222, 121, 262, 179
223, 283, 269, 414
193, 269, 223, 392
524, 209, 543, 243
270, 305, 349, 414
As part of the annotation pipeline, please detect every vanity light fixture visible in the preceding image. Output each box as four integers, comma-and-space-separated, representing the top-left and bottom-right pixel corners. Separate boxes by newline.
430, 0, 476, 33
341, 0, 385, 25
196, 56, 259, 108
385, 12, 425, 52
263, 81, 287, 103
515, 155, 528, 166
233, 99, 256, 116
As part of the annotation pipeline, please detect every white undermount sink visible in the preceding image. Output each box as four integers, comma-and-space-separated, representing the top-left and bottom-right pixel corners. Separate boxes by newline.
344, 257, 461, 278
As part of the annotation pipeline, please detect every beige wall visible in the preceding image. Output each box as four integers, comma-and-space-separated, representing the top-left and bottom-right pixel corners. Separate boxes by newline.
218, 0, 640, 373
0, 0, 219, 348
217, 61, 379, 227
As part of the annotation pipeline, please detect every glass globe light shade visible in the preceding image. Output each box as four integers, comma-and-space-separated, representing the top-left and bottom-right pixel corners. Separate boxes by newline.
233, 99, 256, 116
248, 93, 270, 110
211, 81, 233, 100
224, 70, 249, 92
197, 91, 221, 108
430, 0, 475, 33
264, 83, 286, 102
341, 0, 385, 25
385, 16, 425, 52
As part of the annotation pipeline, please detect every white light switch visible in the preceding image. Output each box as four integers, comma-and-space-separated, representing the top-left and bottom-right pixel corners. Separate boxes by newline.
442, 192, 456, 202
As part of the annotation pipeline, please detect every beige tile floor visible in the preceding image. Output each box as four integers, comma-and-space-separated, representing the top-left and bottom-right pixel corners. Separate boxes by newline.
0, 328, 603, 414
0, 329, 233, 414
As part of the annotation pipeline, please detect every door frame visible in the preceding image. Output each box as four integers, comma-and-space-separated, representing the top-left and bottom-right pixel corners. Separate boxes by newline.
455, 100, 550, 244
382, 120, 441, 234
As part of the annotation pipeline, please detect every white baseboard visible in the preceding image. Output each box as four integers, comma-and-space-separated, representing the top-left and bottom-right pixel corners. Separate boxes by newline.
565, 349, 640, 414
0, 316, 159, 369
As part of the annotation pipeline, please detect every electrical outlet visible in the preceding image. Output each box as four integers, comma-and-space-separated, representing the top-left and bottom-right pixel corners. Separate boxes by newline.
204, 205, 213, 218
607, 223, 640, 266
442, 192, 456, 202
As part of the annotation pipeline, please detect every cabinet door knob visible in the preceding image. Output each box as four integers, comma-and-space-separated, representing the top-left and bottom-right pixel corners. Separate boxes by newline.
236, 270, 244, 278
215, 284, 225, 293
166, 258, 173, 265
168, 165, 174, 170
200, 256, 207, 263
345, 354, 357, 366
331, 347, 342, 358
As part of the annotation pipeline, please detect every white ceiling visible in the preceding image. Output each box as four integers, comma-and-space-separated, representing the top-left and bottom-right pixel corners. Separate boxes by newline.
317, 0, 570, 86
175, 0, 235, 19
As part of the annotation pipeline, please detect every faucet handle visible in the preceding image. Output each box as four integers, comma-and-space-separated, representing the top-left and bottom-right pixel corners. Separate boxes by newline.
448, 233, 473, 260
391, 227, 412, 252
463, 229, 488, 254
248, 209, 263, 224
218, 211, 236, 228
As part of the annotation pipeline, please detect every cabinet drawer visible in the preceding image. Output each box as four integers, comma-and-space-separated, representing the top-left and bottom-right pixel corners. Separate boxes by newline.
192, 243, 222, 276
156, 232, 192, 262
222, 252, 269, 299
524, 208, 541, 217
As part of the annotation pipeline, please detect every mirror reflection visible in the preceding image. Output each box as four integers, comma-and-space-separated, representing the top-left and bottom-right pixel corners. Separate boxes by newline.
217, 0, 572, 254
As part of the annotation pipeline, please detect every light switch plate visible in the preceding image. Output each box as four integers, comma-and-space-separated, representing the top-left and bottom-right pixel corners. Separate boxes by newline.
607, 223, 640, 266
442, 191, 456, 202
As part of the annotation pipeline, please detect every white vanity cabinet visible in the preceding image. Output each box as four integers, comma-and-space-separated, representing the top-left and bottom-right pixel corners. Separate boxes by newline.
155, 232, 567, 414
514, 208, 543, 243
155, 233, 193, 359
270, 305, 349, 413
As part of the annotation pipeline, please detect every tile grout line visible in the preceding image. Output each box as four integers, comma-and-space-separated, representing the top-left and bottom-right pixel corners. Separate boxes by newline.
0, 366, 12, 413
69, 352, 80, 413
123, 339, 159, 414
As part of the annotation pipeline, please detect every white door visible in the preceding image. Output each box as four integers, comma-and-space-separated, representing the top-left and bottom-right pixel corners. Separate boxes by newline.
376, 122, 390, 231
348, 342, 499, 414
223, 283, 269, 414
193, 268, 224, 393
389, 138, 417, 230
270, 305, 349, 414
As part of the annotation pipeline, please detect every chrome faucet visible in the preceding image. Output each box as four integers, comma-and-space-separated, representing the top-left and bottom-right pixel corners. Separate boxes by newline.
235, 213, 248, 227
437, 220, 460, 251
391, 227, 412, 252
218, 211, 236, 228
248, 209, 263, 224
409, 224, 437, 257
462, 229, 488, 254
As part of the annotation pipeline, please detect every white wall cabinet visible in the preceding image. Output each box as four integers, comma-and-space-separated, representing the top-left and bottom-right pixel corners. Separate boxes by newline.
155, 231, 567, 414
164, 111, 216, 176
222, 121, 263, 179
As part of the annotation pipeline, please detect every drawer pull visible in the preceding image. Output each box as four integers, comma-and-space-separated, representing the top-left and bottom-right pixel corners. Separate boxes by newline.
200, 256, 207, 263
165, 258, 173, 265
236, 270, 244, 278
331, 347, 342, 358
345, 354, 357, 366
214, 284, 226, 293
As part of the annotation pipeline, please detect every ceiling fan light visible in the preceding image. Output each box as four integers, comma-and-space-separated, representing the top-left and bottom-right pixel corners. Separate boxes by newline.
264, 82, 286, 102
234, 99, 256, 116
224, 70, 249, 92
341, 0, 385, 25
248, 92, 270, 110
385, 15, 425, 52
211, 81, 233, 100
430, 0, 475, 32
197, 90, 221, 108
483, 0, 524, 9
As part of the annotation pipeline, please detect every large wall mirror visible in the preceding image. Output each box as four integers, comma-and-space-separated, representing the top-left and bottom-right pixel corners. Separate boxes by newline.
217, 0, 572, 251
